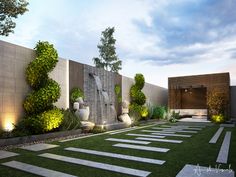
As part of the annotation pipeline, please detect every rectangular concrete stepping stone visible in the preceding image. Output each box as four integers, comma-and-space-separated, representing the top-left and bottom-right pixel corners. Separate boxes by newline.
152, 127, 183, 131
182, 127, 202, 130
109, 123, 158, 135
65, 147, 165, 165
209, 127, 224, 144
39, 153, 151, 177
216, 131, 231, 164
176, 164, 234, 177
105, 138, 150, 145
2, 160, 76, 177
109, 127, 137, 135
126, 133, 166, 138
220, 124, 235, 127
142, 130, 176, 133
113, 143, 170, 152
20, 143, 59, 151
135, 137, 183, 144
0, 150, 19, 159
151, 133, 192, 137
151, 129, 197, 133
177, 130, 198, 133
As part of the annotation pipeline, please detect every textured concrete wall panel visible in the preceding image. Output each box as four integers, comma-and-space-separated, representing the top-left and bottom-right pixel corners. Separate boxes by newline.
0, 40, 69, 130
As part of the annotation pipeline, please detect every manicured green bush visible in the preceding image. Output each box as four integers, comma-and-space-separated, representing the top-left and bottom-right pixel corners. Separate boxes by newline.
26, 41, 58, 89
38, 108, 63, 132
129, 73, 146, 120
24, 79, 60, 114
18, 108, 64, 134
152, 106, 166, 119
70, 88, 84, 103
60, 109, 81, 131
140, 106, 149, 118
21, 41, 63, 134
134, 74, 145, 89
211, 114, 225, 123
129, 103, 142, 121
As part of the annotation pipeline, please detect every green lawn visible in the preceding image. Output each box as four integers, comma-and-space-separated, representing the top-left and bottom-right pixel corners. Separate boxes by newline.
0, 122, 235, 177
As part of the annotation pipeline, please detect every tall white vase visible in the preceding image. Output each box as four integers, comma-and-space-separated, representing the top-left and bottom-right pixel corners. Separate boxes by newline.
79, 106, 90, 121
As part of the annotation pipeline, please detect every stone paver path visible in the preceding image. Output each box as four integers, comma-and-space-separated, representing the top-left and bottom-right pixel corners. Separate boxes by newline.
39, 153, 151, 177
152, 133, 192, 137
65, 147, 165, 165
2, 161, 76, 177
216, 131, 231, 164
135, 137, 183, 144
126, 133, 166, 138
0, 150, 19, 159
113, 143, 170, 152
20, 143, 59, 151
220, 124, 235, 128
209, 127, 224, 144
105, 138, 151, 145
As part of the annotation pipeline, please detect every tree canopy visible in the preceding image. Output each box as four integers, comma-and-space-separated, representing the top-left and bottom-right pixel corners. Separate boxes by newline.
93, 27, 122, 73
0, 0, 28, 36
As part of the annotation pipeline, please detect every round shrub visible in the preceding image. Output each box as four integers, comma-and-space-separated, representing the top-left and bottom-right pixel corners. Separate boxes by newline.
38, 108, 63, 132
26, 41, 58, 89
211, 114, 225, 123
135, 91, 146, 105
24, 79, 60, 114
140, 106, 149, 118
130, 85, 139, 99
134, 73, 145, 89
70, 88, 84, 103
129, 103, 142, 120
152, 106, 166, 119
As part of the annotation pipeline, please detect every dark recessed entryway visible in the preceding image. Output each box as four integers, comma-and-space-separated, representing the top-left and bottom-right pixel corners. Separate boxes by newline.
181, 87, 207, 109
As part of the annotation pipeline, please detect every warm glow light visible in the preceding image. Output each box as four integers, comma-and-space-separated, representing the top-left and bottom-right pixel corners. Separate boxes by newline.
2, 114, 16, 132
4, 121, 14, 131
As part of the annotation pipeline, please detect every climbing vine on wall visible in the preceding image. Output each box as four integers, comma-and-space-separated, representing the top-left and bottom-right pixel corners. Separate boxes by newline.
23, 41, 63, 133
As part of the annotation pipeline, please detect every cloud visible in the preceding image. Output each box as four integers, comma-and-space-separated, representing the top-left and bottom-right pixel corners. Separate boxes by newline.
0, 0, 236, 87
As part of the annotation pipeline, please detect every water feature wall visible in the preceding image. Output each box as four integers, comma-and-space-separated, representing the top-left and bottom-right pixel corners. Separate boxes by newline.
83, 65, 120, 124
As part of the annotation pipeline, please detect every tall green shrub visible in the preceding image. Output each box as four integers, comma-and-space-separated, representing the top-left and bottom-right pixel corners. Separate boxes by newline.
23, 41, 63, 134
129, 73, 147, 120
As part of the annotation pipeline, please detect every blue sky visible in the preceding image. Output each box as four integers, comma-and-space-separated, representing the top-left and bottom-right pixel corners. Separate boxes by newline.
1, 0, 236, 88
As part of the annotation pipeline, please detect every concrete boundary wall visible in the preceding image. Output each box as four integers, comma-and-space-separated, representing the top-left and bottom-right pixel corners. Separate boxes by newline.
122, 76, 168, 106
0, 40, 168, 130
230, 86, 236, 119
0, 40, 69, 130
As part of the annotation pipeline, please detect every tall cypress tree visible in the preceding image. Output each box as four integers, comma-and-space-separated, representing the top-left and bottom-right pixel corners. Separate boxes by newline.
93, 27, 122, 73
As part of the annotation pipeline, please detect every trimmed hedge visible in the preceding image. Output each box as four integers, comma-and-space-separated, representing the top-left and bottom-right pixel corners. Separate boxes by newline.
129, 73, 147, 120
21, 41, 63, 134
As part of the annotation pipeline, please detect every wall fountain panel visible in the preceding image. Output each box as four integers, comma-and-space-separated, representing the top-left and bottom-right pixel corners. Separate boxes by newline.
83, 65, 117, 124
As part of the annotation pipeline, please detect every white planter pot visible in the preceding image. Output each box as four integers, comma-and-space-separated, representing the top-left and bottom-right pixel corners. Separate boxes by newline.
79, 106, 90, 121
73, 102, 80, 110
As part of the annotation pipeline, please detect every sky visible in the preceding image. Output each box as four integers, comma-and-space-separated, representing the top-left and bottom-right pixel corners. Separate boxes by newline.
1, 0, 236, 88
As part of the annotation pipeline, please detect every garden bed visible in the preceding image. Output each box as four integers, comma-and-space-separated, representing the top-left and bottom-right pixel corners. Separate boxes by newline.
0, 129, 82, 148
